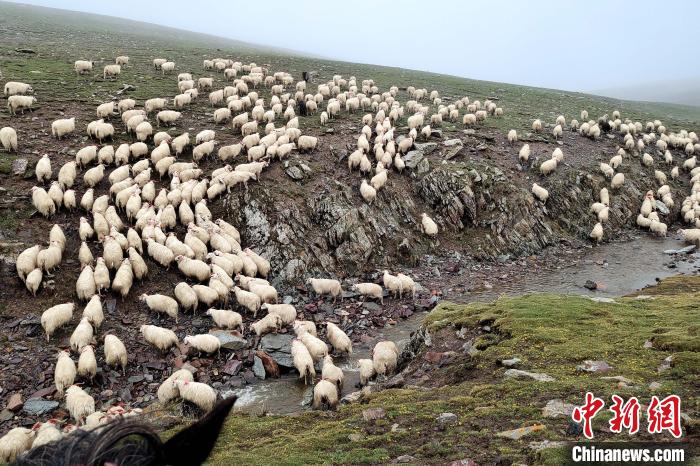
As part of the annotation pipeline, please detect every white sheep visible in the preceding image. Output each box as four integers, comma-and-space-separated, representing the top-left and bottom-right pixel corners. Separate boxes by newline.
104, 334, 127, 373
175, 282, 199, 312
103, 64, 121, 79
184, 334, 221, 354
41, 302, 74, 341
140, 293, 179, 322
4, 81, 33, 95
0, 126, 18, 152
206, 308, 242, 330
76, 265, 96, 301
250, 312, 282, 336
157, 368, 193, 403
0, 428, 35, 463
54, 350, 76, 396
25, 268, 42, 296
540, 158, 558, 175
7, 95, 36, 114
421, 213, 438, 236
326, 322, 352, 355
140, 324, 179, 352
306, 278, 343, 302
112, 258, 134, 298
590, 222, 604, 243
261, 303, 297, 325
52, 117, 76, 139
351, 283, 383, 303
372, 340, 399, 376
65, 385, 95, 423
611, 172, 625, 189
518, 144, 530, 162
176, 380, 216, 412
351, 360, 374, 390
291, 339, 315, 384
532, 183, 549, 203
313, 378, 340, 412
299, 330, 329, 362
77, 344, 97, 380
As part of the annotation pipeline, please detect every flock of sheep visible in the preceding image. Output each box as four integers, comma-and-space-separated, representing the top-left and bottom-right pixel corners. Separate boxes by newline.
3, 49, 700, 461
0, 54, 447, 462
511, 111, 700, 246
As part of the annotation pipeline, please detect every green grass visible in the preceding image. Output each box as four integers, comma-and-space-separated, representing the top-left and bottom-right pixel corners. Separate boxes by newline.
190, 275, 700, 465
1, 1, 699, 130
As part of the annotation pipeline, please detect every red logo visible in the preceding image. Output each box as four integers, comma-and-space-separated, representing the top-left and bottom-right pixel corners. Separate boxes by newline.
609, 395, 641, 435
571, 392, 605, 439
647, 395, 682, 438
572, 393, 683, 439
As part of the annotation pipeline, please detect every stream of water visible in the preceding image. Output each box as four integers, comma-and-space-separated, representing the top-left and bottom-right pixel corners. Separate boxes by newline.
231, 236, 699, 414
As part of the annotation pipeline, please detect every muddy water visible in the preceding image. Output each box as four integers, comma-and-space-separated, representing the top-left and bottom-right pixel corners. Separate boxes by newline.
231, 236, 699, 414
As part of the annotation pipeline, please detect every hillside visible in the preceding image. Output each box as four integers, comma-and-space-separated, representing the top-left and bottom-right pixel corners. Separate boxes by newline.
0, 3, 698, 465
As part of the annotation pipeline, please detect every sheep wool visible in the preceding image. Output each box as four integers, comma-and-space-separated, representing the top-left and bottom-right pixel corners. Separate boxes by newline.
65, 385, 95, 423
0, 427, 35, 463
299, 330, 329, 362
16, 244, 40, 282
76, 264, 96, 300
373, 340, 399, 376
351, 283, 383, 303
140, 324, 179, 352
590, 222, 604, 243
176, 380, 217, 412
78, 345, 97, 379
184, 334, 221, 354
104, 334, 127, 373
140, 293, 179, 322
291, 339, 315, 384
326, 322, 352, 355
0, 126, 18, 152
70, 318, 94, 352
41, 302, 74, 341
312, 379, 339, 410
532, 183, 549, 203
157, 368, 194, 403
233, 286, 262, 316
421, 213, 438, 236
261, 303, 297, 325
206, 308, 242, 329
306, 278, 343, 302
250, 312, 282, 336
358, 359, 376, 386
54, 350, 76, 395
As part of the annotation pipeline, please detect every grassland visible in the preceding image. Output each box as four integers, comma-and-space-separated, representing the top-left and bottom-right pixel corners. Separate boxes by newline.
192, 275, 698, 465
1, 1, 699, 134
1, 4, 699, 465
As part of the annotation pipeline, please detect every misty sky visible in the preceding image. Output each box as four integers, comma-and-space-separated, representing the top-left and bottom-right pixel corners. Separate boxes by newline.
8, 0, 700, 99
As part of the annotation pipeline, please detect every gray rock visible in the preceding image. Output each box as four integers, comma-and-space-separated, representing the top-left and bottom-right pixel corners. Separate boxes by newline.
0, 409, 13, 422
436, 412, 458, 426
362, 301, 381, 312
283, 295, 294, 304
22, 398, 58, 416
253, 355, 265, 379
259, 333, 294, 368
500, 357, 521, 367
210, 330, 248, 351
443, 139, 463, 147
404, 150, 424, 169
655, 200, 670, 215
285, 166, 304, 180
664, 245, 696, 255
576, 360, 612, 373
416, 158, 430, 175
414, 142, 438, 154
392, 455, 417, 464
340, 391, 364, 405
649, 381, 662, 390
542, 399, 576, 418
11, 158, 28, 175
300, 163, 312, 173
497, 424, 546, 440
504, 369, 555, 382
244, 201, 270, 245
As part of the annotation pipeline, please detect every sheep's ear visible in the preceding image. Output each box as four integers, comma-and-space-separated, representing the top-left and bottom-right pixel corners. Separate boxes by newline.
162, 396, 236, 466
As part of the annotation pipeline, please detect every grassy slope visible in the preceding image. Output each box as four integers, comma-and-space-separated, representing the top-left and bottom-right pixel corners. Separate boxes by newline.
201, 276, 699, 465
1, 1, 699, 132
